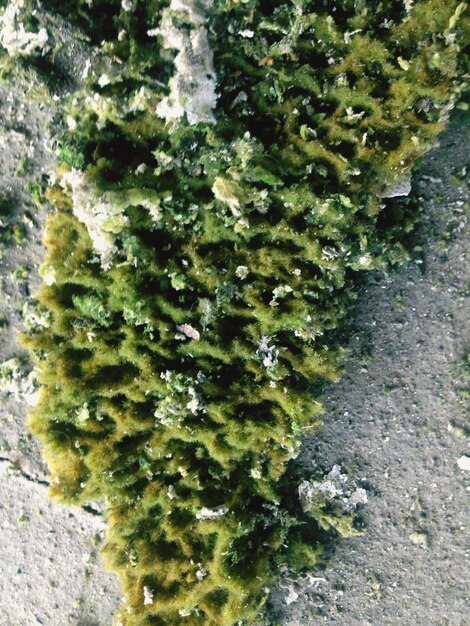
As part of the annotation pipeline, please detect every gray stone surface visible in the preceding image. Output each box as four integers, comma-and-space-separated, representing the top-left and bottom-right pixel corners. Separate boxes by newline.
0, 78, 50, 481
0, 461, 121, 626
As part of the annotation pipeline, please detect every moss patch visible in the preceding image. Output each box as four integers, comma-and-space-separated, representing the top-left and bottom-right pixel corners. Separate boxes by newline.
11, 0, 469, 624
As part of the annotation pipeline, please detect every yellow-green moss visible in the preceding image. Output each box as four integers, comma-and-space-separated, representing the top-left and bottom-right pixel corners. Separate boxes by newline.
15, 0, 469, 624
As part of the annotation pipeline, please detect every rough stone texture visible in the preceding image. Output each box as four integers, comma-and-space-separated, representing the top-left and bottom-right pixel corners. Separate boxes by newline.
0, 462, 121, 626
0, 79, 52, 481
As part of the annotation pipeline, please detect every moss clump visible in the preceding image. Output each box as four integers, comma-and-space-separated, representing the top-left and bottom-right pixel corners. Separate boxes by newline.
15, 0, 469, 624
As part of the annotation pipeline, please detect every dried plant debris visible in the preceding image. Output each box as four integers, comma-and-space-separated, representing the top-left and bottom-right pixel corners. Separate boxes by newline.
299, 464, 368, 537
1, 0, 467, 624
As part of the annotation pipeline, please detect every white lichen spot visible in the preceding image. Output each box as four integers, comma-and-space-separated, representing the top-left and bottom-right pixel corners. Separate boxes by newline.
128, 86, 151, 113
234, 218, 249, 232
358, 254, 373, 268
195, 567, 207, 581
150, 0, 217, 127
397, 56, 410, 71
346, 107, 366, 124
321, 246, 339, 261
22, 301, 50, 331
61, 169, 126, 269
66, 115, 77, 130
98, 73, 111, 87
457, 455, 470, 471
270, 284, 293, 307
282, 573, 326, 606
256, 336, 279, 369
38, 263, 56, 286
235, 265, 249, 280
143, 586, 154, 605
0, 358, 38, 407
135, 162, 147, 175
196, 505, 229, 520
76, 404, 90, 424
186, 387, 200, 413
61, 169, 162, 269
212, 177, 243, 215
284, 588, 299, 605
343, 29, 362, 44
409, 531, 428, 547
299, 465, 368, 515
294, 322, 323, 343
404, 0, 414, 14
0, 0, 50, 58
155, 371, 203, 427
178, 608, 192, 617
231, 90, 248, 109
82, 58, 92, 79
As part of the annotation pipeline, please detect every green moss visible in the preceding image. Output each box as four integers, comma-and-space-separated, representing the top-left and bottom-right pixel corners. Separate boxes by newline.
15, 0, 469, 624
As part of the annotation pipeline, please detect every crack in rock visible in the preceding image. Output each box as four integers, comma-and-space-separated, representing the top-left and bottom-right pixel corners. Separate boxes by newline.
0, 453, 49, 486
0, 455, 102, 516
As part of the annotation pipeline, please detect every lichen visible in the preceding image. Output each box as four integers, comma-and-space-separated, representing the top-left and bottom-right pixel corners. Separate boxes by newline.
60, 168, 162, 269
0, 357, 38, 407
299, 465, 368, 537
150, 0, 218, 127
0, 0, 50, 58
